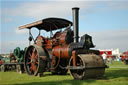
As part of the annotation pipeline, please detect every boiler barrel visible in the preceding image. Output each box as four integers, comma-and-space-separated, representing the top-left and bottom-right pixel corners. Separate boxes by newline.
52, 45, 71, 59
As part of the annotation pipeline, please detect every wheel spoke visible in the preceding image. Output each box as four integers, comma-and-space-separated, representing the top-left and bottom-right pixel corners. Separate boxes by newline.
29, 52, 32, 57
35, 61, 38, 64
29, 52, 32, 60
31, 48, 34, 58
34, 53, 38, 59
31, 63, 37, 72
30, 66, 33, 72
27, 62, 31, 65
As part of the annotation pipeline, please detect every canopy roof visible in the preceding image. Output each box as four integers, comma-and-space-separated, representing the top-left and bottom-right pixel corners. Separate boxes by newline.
19, 18, 72, 32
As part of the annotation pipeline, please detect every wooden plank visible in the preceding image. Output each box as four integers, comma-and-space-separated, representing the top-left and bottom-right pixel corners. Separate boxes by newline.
18, 20, 43, 30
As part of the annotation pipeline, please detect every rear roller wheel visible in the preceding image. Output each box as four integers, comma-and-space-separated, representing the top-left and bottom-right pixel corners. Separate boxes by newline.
24, 44, 47, 76
69, 54, 105, 80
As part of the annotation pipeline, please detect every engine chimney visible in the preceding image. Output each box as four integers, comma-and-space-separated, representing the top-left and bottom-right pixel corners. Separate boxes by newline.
72, 7, 79, 43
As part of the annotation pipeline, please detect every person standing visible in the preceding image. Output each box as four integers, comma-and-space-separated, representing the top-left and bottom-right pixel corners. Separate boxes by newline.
102, 52, 107, 65
108, 56, 112, 65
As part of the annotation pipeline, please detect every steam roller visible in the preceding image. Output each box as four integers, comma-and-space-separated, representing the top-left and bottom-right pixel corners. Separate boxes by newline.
19, 7, 106, 79
0, 47, 25, 73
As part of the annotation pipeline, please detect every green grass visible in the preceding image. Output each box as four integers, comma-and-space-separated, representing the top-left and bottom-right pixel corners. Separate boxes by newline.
107, 60, 128, 67
0, 61, 128, 85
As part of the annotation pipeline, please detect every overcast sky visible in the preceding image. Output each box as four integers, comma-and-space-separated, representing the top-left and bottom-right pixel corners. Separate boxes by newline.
0, 0, 128, 54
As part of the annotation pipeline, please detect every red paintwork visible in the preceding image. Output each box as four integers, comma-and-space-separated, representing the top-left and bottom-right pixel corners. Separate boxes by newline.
52, 45, 70, 59
59, 32, 67, 45
72, 51, 76, 66
36, 31, 71, 59
121, 51, 128, 61
28, 47, 38, 73
0, 61, 3, 64
36, 36, 52, 49
100, 51, 112, 58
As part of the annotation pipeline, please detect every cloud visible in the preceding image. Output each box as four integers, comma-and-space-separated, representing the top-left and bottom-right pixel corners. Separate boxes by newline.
15, 28, 28, 34
0, 40, 28, 54
2, 1, 128, 20
1, 28, 127, 54
2, 1, 93, 19
108, 1, 128, 9
80, 29, 128, 52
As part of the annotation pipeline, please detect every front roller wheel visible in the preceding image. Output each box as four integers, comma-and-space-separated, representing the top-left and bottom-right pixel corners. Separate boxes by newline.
24, 44, 47, 76
69, 54, 105, 80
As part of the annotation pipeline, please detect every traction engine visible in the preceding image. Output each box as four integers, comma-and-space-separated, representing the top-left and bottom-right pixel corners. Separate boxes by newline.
19, 7, 106, 79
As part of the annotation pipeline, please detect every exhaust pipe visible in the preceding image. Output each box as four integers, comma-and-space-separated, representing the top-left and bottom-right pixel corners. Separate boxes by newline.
72, 7, 79, 43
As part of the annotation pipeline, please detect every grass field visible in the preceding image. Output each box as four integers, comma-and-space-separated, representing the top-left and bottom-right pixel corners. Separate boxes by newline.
0, 61, 128, 85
